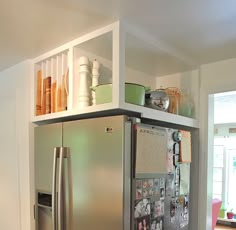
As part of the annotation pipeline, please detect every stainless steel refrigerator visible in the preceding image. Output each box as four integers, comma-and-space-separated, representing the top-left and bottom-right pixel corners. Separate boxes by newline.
34, 115, 191, 230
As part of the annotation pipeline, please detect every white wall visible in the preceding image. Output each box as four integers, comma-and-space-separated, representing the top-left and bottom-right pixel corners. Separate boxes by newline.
0, 61, 32, 230
125, 67, 156, 88
199, 58, 236, 230
200, 58, 236, 93
0, 70, 19, 230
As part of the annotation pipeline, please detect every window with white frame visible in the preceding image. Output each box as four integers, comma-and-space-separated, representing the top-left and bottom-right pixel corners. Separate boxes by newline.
213, 143, 225, 201
213, 136, 236, 211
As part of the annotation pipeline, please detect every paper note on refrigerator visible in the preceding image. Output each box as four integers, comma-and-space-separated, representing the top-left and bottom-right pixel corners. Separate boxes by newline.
179, 130, 192, 163
136, 126, 168, 174
179, 163, 190, 195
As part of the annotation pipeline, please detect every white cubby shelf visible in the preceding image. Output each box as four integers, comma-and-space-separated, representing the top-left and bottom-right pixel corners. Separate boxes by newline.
31, 21, 199, 129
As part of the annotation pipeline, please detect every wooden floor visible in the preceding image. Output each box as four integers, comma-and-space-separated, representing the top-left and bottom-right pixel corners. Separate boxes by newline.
215, 224, 236, 229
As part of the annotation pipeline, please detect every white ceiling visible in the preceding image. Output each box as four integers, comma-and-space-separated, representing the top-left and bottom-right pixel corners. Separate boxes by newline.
1, 0, 236, 73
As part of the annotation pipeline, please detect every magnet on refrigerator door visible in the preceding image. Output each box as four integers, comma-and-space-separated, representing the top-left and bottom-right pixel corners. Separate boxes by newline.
160, 187, 165, 200
150, 217, 164, 230
136, 179, 143, 200
152, 200, 162, 218
134, 198, 151, 218
170, 198, 176, 223
136, 215, 151, 230
166, 174, 174, 197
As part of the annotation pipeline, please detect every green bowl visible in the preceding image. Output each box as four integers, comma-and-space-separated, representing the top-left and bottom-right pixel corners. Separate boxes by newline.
91, 83, 148, 106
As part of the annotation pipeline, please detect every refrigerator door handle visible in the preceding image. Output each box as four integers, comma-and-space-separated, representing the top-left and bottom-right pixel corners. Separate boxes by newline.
58, 147, 69, 230
52, 147, 60, 230
58, 147, 64, 230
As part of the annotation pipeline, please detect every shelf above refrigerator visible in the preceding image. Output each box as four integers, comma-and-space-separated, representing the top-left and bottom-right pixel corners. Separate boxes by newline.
32, 102, 199, 128
31, 21, 199, 129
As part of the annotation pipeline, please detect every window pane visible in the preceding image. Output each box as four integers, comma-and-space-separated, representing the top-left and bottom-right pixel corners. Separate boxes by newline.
233, 156, 236, 169
228, 149, 236, 208
214, 145, 224, 167
213, 194, 222, 200
213, 181, 222, 194
214, 153, 224, 167
213, 168, 223, 182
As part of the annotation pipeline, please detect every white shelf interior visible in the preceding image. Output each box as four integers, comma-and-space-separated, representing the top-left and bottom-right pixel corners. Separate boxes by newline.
34, 49, 70, 117
124, 31, 197, 79
124, 29, 200, 120
72, 31, 113, 110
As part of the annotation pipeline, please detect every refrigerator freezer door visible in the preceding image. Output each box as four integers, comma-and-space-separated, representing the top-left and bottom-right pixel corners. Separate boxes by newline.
35, 123, 62, 192
63, 115, 130, 230
35, 123, 63, 230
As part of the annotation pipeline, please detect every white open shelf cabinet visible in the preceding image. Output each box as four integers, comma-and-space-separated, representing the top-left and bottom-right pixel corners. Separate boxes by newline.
31, 21, 199, 128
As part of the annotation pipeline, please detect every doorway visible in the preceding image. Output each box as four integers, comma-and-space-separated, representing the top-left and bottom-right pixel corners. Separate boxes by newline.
213, 91, 236, 227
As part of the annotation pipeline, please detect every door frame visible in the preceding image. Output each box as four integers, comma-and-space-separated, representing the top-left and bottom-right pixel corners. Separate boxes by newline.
198, 89, 214, 230
199, 87, 236, 229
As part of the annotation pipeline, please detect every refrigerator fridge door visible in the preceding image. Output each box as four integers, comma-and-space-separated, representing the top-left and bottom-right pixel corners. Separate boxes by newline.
133, 125, 190, 230
35, 123, 62, 192
35, 123, 63, 230
63, 115, 131, 230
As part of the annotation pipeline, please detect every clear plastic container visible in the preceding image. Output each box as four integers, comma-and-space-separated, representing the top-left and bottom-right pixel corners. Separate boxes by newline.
179, 94, 194, 118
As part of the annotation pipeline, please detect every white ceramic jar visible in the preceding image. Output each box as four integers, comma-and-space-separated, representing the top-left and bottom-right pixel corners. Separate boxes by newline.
78, 56, 91, 108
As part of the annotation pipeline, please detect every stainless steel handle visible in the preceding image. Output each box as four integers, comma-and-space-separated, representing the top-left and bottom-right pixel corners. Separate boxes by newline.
58, 147, 64, 230
52, 147, 60, 230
